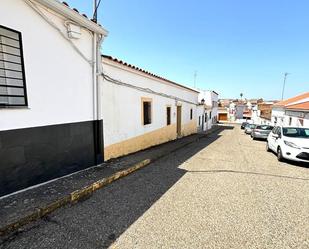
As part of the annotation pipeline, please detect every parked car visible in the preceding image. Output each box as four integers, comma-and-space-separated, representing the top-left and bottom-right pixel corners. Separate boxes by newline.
251, 125, 274, 140
241, 122, 248, 129
266, 126, 309, 162
244, 124, 256, 135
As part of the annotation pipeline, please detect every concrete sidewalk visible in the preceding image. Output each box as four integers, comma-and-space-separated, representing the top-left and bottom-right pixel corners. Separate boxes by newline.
0, 125, 221, 234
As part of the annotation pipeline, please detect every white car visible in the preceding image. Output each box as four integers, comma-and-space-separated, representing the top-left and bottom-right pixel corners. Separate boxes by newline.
266, 126, 309, 163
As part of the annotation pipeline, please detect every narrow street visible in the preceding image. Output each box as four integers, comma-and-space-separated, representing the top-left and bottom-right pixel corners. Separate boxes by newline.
1, 125, 309, 249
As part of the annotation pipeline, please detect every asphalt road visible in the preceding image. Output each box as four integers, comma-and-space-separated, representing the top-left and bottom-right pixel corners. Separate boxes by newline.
1, 125, 309, 249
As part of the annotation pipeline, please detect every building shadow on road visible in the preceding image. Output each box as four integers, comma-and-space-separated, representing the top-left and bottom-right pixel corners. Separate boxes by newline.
23, 126, 233, 249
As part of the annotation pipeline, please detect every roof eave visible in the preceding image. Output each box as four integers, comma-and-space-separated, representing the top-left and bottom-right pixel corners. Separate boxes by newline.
33, 0, 108, 36
286, 108, 309, 112
102, 55, 200, 94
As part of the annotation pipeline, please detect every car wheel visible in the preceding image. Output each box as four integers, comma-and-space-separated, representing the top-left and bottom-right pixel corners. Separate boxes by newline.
266, 142, 271, 152
277, 147, 284, 162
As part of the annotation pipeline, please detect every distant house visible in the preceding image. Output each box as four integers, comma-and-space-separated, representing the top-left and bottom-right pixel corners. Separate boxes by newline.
228, 101, 247, 122
218, 99, 230, 122
271, 92, 309, 127
252, 102, 275, 125
101, 55, 200, 160
0, 0, 108, 196
197, 90, 219, 131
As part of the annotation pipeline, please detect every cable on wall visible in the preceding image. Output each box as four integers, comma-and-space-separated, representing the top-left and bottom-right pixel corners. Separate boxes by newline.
102, 73, 198, 106
25, 0, 93, 66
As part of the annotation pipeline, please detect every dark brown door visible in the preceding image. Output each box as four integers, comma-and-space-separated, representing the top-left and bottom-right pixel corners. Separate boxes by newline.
177, 106, 182, 137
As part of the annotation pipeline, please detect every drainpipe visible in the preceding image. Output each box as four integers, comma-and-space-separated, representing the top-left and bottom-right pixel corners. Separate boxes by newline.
93, 32, 98, 121
92, 0, 104, 164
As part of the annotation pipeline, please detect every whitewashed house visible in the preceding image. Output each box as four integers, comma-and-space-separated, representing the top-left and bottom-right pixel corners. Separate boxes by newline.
272, 92, 309, 127
0, 0, 108, 196
101, 55, 199, 160
197, 90, 219, 131
252, 101, 274, 125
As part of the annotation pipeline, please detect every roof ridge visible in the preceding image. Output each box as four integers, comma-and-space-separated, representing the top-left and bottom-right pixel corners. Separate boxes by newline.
286, 101, 309, 110
102, 55, 200, 93
274, 91, 309, 107
286, 97, 309, 106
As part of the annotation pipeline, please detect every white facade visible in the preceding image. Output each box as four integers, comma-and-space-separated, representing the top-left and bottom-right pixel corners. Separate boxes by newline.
198, 90, 219, 129
272, 107, 309, 127
0, 0, 107, 131
252, 105, 272, 125
251, 105, 259, 124
102, 56, 199, 160
271, 107, 285, 126
196, 105, 212, 132
0, 0, 108, 196
284, 110, 309, 127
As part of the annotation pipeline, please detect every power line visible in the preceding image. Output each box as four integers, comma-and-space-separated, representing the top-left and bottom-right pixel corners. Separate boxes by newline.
102, 73, 197, 105
93, 0, 102, 23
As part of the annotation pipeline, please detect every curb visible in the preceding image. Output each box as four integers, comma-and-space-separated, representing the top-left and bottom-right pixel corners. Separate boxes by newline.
0, 159, 151, 237
0, 125, 222, 237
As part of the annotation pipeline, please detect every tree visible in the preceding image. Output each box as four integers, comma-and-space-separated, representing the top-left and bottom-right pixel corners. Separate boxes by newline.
240, 93, 243, 100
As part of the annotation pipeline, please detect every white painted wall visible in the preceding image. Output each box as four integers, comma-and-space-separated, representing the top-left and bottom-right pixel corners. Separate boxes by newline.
198, 90, 218, 127
196, 105, 204, 131
271, 107, 309, 127
271, 108, 285, 126
251, 106, 260, 124
0, 0, 95, 131
283, 111, 309, 127
259, 118, 272, 125
102, 59, 199, 146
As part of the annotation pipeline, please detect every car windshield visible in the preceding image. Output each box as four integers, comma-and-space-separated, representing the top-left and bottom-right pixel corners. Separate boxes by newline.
256, 125, 273, 130
282, 127, 309, 138
249, 124, 255, 128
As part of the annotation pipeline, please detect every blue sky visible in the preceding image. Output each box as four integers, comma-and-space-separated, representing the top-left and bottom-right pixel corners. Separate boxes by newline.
67, 0, 309, 100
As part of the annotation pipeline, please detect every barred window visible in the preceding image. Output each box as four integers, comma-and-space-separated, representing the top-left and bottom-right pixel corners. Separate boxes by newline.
166, 106, 171, 125
142, 100, 152, 125
0, 25, 27, 107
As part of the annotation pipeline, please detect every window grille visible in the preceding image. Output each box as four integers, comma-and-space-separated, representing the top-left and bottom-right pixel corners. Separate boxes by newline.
0, 25, 27, 107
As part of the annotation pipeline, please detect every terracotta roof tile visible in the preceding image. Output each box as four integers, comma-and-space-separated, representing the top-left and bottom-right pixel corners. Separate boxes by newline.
60, 1, 100, 26
102, 55, 199, 93
274, 92, 309, 107
286, 101, 309, 110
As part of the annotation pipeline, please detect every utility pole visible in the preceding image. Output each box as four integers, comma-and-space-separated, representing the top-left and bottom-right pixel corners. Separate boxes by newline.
281, 72, 289, 100
194, 71, 197, 88
93, 0, 98, 23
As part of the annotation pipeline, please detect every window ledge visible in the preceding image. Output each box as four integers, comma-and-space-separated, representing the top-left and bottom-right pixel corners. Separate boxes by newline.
0, 106, 30, 110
